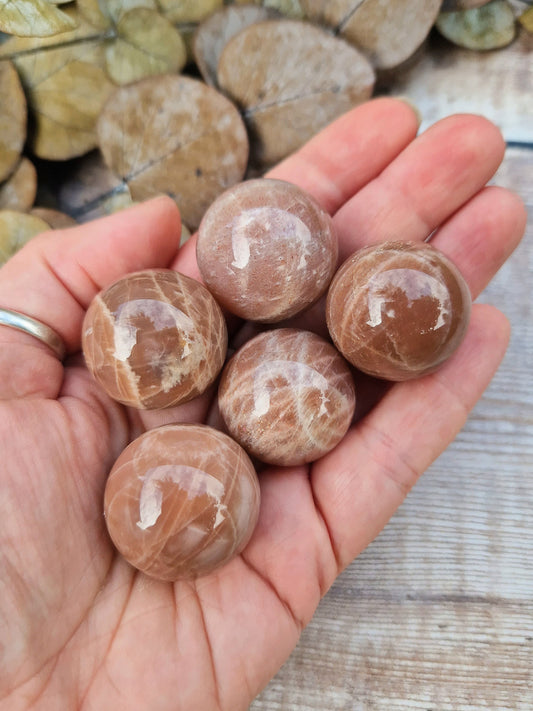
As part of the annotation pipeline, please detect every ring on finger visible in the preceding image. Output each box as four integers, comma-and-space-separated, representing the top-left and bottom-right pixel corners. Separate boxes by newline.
0, 307, 66, 360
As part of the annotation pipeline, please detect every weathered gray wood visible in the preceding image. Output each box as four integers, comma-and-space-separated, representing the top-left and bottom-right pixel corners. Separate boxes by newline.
250, 147, 533, 709
386, 28, 533, 143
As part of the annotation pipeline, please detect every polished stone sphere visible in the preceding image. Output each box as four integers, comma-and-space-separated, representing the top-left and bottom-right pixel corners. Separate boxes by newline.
218, 328, 356, 465
326, 241, 472, 381
82, 269, 227, 409
196, 178, 338, 322
104, 424, 260, 581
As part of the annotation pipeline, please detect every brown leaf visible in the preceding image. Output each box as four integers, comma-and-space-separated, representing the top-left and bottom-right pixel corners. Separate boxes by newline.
1, 14, 109, 159
0, 6, 103, 58
0, 60, 26, 182
217, 19, 375, 166
0, 4, 185, 98
97, 75, 249, 228
441, 0, 492, 9
30, 206, 77, 228
106, 8, 187, 85
158, 0, 224, 23
76, 0, 113, 29
230, 0, 305, 18
193, 4, 275, 87
175, 22, 196, 64
0, 157, 37, 211
57, 150, 133, 222
302, 0, 443, 70
519, 6, 533, 32
0, 0, 77, 37
20, 56, 114, 160
299, 0, 364, 26
0, 209, 49, 265
78, 0, 157, 29
436, 0, 517, 49
0, 6, 108, 92
107, 0, 157, 22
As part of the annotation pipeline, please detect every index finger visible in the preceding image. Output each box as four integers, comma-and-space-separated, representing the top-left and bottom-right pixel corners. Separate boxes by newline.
266, 97, 421, 213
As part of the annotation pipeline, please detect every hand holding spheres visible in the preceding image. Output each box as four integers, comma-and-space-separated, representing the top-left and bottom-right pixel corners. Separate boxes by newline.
81, 182, 474, 583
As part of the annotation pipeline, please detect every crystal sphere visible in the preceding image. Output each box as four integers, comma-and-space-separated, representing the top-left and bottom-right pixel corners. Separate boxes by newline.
196, 178, 338, 322
104, 424, 260, 581
82, 269, 227, 409
218, 328, 356, 465
326, 241, 472, 381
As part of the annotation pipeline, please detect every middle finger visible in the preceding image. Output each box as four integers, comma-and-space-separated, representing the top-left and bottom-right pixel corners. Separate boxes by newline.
333, 113, 506, 262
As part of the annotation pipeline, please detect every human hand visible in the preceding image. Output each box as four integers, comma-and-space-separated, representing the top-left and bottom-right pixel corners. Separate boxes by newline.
0, 98, 526, 711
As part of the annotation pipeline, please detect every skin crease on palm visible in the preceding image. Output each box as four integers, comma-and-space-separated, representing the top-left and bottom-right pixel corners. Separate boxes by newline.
0, 98, 527, 711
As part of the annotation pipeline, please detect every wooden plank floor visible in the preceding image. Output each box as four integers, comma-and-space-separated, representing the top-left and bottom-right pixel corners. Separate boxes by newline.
251, 28, 533, 711
388, 29, 533, 143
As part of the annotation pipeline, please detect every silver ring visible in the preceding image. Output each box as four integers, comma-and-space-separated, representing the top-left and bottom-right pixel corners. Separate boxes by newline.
0, 307, 66, 360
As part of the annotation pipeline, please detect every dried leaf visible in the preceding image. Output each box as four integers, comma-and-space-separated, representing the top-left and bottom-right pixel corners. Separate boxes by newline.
336, 0, 443, 70
0, 60, 26, 182
57, 150, 134, 222
106, 8, 186, 85
97, 75, 249, 228
107, 0, 157, 22
0, 6, 103, 58
264, 0, 305, 16
98, 190, 137, 215
0, 157, 37, 211
158, 0, 223, 23
0, 0, 77, 37
21, 57, 114, 160
193, 4, 274, 87
78, 0, 157, 28
436, 0, 517, 49
0, 210, 49, 265
176, 22, 196, 63
519, 6, 533, 31
266, 0, 304, 17
0, 5, 107, 98
29, 2, 184, 86
441, 0, 492, 9
30, 207, 77, 228
217, 19, 375, 166
300, 0, 365, 27
301, 0, 441, 70
76, 0, 112, 29
230, 0, 305, 18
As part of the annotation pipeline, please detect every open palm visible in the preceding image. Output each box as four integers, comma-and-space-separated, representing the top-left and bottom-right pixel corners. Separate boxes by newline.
0, 99, 526, 711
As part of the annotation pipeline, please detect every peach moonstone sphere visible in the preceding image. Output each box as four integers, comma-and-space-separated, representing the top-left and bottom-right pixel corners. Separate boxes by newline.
196, 178, 338, 322
326, 241, 472, 381
82, 269, 227, 409
104, 424, 260, 581
218, 328, 356, 466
